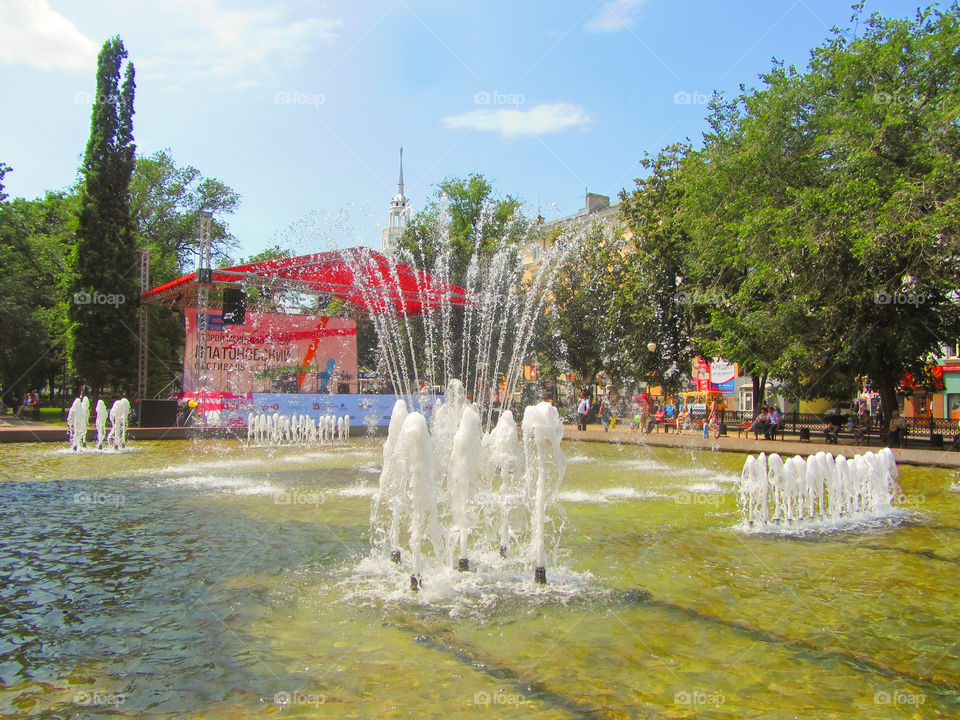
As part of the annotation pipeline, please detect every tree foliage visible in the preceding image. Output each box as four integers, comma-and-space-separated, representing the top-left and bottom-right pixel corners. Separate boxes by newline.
69, 36, 139, 394
0, 167, 78, 407
554, 3, 960, 428
397, 173, 527, 286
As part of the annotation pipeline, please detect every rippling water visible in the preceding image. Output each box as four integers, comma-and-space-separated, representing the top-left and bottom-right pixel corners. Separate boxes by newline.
0, 438, 958, 718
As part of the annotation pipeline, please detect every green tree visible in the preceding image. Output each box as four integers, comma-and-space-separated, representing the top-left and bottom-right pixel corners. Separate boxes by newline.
617, 144, 698, 398
69, 36, 138, 394
132, 149, 239, 281
0, 165, 78, 409
391, 173, 532, 396
131, 150, 240, 397
398, 173, 526, 286
549, 225, 626, 387
794, 4, 960, 428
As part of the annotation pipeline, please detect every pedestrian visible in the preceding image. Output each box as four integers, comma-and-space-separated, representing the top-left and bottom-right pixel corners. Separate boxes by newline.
577, 393, 591, 431
598, 397, 612, 432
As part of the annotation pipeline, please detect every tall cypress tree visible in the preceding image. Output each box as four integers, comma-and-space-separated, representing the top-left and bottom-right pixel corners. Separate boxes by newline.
70, 36, 138, 394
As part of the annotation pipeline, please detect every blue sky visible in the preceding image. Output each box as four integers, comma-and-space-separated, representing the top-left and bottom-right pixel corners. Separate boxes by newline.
0, 0, 922, 260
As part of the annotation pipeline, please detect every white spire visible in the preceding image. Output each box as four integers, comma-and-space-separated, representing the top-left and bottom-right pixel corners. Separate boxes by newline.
382, 146, 412, 254
398, 146, 405, 199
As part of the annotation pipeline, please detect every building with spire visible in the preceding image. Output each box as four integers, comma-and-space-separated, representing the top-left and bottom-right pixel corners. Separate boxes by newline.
381, 147, 413, 254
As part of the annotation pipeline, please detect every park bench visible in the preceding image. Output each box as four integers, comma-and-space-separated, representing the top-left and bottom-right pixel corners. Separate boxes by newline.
737, 422, 785, 441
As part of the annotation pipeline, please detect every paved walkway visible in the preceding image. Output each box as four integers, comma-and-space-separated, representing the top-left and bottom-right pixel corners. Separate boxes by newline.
564, 423, 960, 469
0, 415, 50, 428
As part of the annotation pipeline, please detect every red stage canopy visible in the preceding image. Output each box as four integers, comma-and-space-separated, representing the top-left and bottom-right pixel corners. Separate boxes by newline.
140, 247, 468, 315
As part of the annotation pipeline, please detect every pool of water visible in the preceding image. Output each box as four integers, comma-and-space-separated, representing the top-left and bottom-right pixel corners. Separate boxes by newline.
1, 438, 958, 718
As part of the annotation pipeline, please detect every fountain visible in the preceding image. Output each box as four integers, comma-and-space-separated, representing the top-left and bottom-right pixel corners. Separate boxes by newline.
106, 398, 131, 450
521, 401, 566, 583
245, 412, 351, 446
66, 395, 89, 451
370, 384, 567, 589
737, 448, 902, 531
95, 399, 108, 450
347, 200, 583, 589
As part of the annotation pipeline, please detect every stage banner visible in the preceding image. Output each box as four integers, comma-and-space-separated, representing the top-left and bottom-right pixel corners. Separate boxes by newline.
184, 309, 357, 395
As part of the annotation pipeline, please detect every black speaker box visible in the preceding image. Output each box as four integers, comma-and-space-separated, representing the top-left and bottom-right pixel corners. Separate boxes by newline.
222, 288, 246, 325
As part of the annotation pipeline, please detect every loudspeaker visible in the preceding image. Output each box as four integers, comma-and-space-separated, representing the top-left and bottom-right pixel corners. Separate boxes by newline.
222, 288, 246, 325
139, 399, 178, 427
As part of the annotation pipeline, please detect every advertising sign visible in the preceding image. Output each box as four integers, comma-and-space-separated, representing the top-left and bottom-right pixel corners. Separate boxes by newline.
709, 358, 737, 393
694, 358, 711, 391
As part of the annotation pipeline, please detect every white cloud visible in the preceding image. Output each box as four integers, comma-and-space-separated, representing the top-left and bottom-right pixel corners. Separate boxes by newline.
141, 0, 343, 88
0, 0, 98, 70
585, 0, 648, 33
440, 102, 594, 139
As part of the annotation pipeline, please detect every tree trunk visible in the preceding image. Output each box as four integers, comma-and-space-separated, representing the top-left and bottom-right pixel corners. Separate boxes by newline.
751, 374, 764, 414
875, 371, 899, 443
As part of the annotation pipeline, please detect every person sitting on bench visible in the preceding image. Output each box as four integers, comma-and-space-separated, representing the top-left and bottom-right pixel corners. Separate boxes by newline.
750, 407, 769, 439
823, 411, 844, 444
888, 411, 908, 448
764, 406, 782, 440
950, 417, 960, 451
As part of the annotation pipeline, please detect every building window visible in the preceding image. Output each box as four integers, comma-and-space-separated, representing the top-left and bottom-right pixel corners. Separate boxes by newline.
948, 394, 960, 420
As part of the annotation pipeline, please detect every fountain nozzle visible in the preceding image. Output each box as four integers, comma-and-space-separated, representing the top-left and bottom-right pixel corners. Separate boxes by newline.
458, 558, 469, 572
499, 546, 507, 558
534, 566, 546, 585
390, 550, 401, 564
410, 574, 421, 592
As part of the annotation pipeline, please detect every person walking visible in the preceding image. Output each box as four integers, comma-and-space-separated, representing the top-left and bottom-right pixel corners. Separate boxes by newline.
598, 397, 612, 432
577, 393, 591, 431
